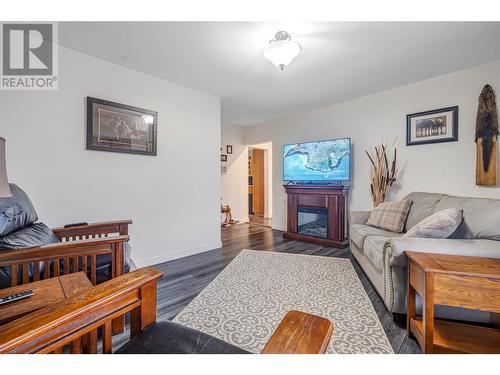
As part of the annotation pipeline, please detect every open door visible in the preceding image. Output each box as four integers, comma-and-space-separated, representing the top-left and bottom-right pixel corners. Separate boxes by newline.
250, 148, 265, 216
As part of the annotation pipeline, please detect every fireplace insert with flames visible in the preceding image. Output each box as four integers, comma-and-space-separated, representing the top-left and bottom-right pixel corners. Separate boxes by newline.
297, 207, 328, 239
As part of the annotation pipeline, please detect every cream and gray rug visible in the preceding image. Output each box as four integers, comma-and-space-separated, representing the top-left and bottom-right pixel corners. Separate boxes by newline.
174, 250, 393, 354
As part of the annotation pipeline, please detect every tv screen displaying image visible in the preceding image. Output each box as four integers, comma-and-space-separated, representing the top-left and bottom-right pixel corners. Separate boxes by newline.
283, 138, 351, 182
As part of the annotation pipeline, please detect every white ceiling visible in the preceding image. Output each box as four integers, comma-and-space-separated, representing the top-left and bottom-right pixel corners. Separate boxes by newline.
59, 22, 500, 126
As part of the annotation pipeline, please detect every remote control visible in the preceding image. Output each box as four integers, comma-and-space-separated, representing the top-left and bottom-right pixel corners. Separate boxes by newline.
0, 290, 34, 305
64, 222, 88, 228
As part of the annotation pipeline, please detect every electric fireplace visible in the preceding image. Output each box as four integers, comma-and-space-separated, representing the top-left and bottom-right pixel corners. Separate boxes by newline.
283, 184, 350, 249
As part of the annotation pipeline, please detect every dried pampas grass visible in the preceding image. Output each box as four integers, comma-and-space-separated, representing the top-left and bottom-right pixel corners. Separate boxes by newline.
365, 141, 398, 207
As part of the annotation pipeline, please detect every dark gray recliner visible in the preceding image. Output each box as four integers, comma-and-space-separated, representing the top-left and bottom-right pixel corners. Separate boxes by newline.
116, 321, 249, 354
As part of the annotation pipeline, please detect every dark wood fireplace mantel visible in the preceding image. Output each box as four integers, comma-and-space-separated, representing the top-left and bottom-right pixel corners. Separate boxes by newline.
283, 184, 350, 249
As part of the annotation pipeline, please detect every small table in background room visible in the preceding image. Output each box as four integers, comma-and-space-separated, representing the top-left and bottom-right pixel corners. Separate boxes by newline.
406, 251, 500, 354
0, 272, 92, 325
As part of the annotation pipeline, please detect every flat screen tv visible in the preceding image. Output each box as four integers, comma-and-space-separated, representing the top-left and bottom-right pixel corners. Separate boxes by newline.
283, 138, 351, 183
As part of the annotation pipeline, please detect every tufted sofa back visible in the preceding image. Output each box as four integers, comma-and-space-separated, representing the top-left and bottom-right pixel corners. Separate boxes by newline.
403, 191, 500, 240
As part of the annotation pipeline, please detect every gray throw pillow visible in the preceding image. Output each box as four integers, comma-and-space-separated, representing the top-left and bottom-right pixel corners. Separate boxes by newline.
403, 208, 463, 239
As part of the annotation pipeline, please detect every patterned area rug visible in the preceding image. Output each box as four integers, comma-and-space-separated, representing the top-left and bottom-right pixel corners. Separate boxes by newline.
174, 250, 393, 354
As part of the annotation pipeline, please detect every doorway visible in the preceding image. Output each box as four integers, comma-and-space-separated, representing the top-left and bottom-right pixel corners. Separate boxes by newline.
248, 143, 272, 227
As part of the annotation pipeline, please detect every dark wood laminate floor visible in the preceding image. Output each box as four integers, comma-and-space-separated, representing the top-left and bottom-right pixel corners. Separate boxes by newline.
248, 214, 272, 227
151, 223, 421, 354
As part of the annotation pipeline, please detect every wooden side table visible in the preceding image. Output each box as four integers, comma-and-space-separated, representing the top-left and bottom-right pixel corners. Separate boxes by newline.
0, 272, 92, 325
406, 251, 500, 354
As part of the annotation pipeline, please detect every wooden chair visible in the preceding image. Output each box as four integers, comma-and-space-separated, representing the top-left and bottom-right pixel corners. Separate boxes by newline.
0, 268, 334, 354
0, 220, 131, 288
0, 220, 131, 334
0, 267, 158, 354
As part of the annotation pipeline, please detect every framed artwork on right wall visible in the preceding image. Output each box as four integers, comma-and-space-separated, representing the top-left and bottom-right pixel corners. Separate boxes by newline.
406, 106, 458, 146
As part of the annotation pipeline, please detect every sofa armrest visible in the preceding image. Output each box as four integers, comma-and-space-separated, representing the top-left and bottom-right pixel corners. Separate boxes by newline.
348, 211, 371, 225
385, 238, 500, 267
262, 310, 333, 354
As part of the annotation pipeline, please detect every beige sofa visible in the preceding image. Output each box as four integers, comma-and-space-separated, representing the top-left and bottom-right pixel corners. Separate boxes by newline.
349, 192, 500, 320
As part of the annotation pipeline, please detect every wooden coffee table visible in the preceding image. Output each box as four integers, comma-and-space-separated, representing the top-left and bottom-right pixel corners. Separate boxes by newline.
0, 272, 92, 325
406, 251, 500, 354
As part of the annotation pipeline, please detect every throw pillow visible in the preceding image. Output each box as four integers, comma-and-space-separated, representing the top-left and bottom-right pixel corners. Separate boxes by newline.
403, 208, 463, 239
367, 199, 413, 233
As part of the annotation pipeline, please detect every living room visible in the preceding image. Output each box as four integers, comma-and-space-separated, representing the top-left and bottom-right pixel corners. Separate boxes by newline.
1, 2, 500, 373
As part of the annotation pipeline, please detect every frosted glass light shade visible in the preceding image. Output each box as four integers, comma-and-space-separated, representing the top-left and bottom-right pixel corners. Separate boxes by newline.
264, 40, 301, 70
0, 137, 12, 198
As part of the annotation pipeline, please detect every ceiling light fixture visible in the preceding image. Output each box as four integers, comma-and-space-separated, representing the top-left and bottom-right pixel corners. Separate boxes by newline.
264, 31, 301, 71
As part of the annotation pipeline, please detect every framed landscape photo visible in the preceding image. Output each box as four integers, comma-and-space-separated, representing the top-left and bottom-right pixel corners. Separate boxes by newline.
86, 97, 158, 156
406, 106, 458, 146
221, 154, 227, 162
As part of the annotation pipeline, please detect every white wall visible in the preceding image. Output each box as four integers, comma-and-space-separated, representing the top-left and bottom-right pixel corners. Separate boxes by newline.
0, 45, 222, 267
221, 124, 248, 223
244, 61, 500, 231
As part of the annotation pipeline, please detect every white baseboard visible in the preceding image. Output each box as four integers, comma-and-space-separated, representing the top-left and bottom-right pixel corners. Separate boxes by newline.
133, 240, 223, 268
220, 217, 249, 224
272, 224, 286, 232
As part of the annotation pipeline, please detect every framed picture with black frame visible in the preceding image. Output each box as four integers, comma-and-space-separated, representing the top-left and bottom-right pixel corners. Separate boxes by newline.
86, 97, 158, 156
406, 106, 458, 146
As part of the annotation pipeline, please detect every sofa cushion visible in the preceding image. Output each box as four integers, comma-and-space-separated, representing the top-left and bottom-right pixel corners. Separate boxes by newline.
0, 184, 39, 237
403, 192, 444, 230
363, 236, 389, 272
367, 199, 413, 233
348, 211, 372, 225
403, 208, 463, 239
0, 222, 59, 250
386, 238, 500, 268
434, 195, 500, 240
350, 224, 402, 250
